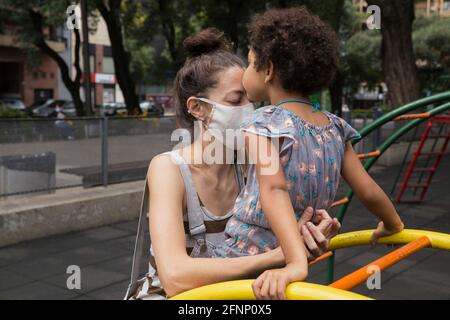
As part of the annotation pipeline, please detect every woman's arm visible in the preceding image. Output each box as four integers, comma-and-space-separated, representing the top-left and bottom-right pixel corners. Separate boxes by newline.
148, 154, 286, 297
341, 142, 404, 243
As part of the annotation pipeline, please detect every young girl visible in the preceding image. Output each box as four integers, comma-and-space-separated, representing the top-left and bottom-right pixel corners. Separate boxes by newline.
212, 7, 405, 299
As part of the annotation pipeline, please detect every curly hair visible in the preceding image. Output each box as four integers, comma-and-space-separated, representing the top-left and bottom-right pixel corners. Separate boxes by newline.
248, 7, 338, 96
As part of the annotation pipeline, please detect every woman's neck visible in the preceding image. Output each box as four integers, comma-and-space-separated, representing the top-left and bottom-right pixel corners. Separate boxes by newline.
179, 131, 232, 177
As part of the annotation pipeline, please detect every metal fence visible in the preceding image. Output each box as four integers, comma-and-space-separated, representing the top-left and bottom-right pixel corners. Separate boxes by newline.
0, 107, 428, 198
0, 116, 177, 197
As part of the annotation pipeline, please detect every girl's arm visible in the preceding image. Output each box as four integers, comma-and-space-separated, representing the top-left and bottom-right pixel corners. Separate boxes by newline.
341, 142, 404, 243
245, 132, 308, 299
148, 154, 286, 297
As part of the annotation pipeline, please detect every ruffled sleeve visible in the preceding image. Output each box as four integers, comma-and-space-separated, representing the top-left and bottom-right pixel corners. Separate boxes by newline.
328, 112, 361, 143
240, 106, 298, 152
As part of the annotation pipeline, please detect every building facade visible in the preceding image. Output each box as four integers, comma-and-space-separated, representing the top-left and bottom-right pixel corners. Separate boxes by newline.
0, 29, 64, 106
0, 6, 124, 108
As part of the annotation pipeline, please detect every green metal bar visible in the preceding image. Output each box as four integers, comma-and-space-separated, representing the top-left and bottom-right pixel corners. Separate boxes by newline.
353, 91, 450, 144
325, 94, 450, 284
336, 101, 450, 223
326, 251, 335, 284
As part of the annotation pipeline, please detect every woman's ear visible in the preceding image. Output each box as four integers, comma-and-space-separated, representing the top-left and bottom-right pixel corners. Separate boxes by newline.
264, 61, 275, 84
186, 97, 207, 121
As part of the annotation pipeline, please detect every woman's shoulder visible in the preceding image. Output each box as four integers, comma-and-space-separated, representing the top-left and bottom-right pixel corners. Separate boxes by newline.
147, 151, 183, 181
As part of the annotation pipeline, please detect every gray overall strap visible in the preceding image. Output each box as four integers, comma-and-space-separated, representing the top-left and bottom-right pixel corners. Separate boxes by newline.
124, 176, 149, 299
124, 152, 245, 299
168, 151, 206, 236
234, 163, 245, 193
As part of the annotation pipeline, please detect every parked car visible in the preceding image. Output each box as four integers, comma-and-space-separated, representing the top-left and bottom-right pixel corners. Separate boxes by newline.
140, 101, 164, 117
100, 102, 127, 116
0, 97, 26, 111
31, 99, 69, 118
42, 100, 77, 118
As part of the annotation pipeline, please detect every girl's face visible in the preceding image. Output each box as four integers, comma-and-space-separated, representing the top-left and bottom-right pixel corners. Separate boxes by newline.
242, 49, 269, 102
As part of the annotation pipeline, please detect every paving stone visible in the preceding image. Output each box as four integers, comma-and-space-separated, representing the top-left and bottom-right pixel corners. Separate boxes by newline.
42, 265, 129, 294
83, 280, 130, 300
0, 281, 80, 300
0, 268, 35, 292
3, 241, 130, 281
355, 274, 450, 300
110, 220, 139, 233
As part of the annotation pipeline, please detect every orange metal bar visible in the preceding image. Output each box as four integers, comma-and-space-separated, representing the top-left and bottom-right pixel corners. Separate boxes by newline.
309, 251, 333, 266
329, 236, 431, 290
331, 197, 349, 208
394, 112, 430, 121
357, 150, 381, 159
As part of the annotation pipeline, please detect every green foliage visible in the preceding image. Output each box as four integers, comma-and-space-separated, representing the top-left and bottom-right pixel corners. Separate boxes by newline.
413, 14, 450, 93
344, 30, 382, 90
126, 38, 156, 84
413, 15, 450, 69
0, 106, 29, 119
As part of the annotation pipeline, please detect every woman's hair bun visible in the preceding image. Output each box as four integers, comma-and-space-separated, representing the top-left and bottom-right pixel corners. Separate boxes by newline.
183, 27, 233, 58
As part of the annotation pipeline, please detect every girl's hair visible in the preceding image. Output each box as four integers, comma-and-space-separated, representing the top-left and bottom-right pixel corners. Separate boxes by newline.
248, 7, 338, 96
174, 28, 245, 133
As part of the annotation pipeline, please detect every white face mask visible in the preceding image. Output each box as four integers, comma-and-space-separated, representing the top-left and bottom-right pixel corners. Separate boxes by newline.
197, 97, 255, 150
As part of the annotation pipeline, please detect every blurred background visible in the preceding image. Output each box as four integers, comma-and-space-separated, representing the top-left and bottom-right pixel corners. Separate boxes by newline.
0, 0, 449, 300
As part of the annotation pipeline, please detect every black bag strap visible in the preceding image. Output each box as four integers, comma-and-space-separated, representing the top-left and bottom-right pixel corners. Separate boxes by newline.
124, 177, 149, 300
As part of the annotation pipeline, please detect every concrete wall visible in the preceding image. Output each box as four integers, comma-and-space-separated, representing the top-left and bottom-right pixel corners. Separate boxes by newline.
0, 180, 144, 248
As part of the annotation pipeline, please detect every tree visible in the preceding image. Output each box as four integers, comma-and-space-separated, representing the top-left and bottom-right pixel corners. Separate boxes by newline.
413, 14, 450, 93
94, 0, 140, 114
0, 0, 86, 116
366, 0, 421, 108
343, 31, 382, 93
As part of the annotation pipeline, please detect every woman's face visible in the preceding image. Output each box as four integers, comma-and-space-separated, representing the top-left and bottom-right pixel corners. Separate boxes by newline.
188, 66, 250, 121
242, 49, 268, 102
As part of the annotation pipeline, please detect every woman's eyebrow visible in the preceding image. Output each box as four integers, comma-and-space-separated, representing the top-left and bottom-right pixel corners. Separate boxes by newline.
224, 90, 244, 98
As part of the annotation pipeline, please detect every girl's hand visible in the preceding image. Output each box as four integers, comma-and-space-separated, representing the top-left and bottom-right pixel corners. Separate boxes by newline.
252, 262, 308, 300
370, 221, 405, 245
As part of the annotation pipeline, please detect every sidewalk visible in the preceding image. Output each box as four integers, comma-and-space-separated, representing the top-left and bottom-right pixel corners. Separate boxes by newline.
0, 156, 449, 300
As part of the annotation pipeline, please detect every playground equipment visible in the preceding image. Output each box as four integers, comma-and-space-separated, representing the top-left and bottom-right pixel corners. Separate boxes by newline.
171, 229, 450, 300
170, 91, 450, 300
394, 114, 450, 203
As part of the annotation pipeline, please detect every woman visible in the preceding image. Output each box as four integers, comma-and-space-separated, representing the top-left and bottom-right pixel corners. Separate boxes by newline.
130, 28, 341, 300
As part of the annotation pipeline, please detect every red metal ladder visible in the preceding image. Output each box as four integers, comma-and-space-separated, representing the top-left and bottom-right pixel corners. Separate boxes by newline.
396, 114, 450, 203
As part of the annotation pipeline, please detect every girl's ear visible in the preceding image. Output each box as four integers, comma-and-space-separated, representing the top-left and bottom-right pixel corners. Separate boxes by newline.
186, 97, 207, 121
264, 61, 275, 84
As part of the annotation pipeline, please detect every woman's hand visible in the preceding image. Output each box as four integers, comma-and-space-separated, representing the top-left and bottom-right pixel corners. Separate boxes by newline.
252, 261, 308, 300
298, 208, 341, 261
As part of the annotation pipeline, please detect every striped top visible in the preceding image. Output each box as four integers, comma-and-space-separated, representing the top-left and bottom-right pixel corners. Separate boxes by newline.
130, 151, 244, 300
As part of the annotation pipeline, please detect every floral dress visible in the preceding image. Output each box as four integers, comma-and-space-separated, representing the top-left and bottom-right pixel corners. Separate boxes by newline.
213, 105, 361, 257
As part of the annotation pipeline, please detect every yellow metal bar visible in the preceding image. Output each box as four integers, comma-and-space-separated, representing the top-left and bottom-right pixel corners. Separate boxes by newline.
329, 229, 450, 251
170, 279, 372, 300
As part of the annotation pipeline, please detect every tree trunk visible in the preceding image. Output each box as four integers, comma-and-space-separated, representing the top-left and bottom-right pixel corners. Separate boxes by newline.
367, 0, 420, 109
96, 0, 141, 114
329, 70, 343, 116
28, 10, 85, 116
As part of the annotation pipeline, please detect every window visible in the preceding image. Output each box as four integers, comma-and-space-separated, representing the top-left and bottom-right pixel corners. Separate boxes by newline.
103, 57, 115, 74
